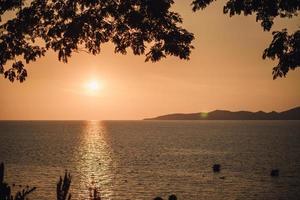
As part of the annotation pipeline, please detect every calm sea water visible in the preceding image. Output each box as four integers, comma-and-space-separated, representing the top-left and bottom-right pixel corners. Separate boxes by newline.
0, 120, 300, 200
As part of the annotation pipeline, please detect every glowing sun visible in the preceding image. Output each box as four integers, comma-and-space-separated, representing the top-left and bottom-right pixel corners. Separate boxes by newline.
85, 80, 102, 94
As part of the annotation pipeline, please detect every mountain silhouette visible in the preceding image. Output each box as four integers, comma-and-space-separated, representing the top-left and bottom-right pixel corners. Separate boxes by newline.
144, 107, 300, 120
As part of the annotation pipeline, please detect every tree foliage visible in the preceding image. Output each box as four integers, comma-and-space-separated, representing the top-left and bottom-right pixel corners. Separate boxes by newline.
192, 0, 300, 79
264, 29, 300, 78
0, 0, 194, 82
0, 0, 299, 82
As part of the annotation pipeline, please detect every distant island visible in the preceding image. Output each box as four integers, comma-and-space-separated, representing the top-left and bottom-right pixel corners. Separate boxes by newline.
144, 107, 300, 120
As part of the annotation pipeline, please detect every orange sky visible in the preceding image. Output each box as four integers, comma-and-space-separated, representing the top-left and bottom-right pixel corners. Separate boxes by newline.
0, 1, 299, 120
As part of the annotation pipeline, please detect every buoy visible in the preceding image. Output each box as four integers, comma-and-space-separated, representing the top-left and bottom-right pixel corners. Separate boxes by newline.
213, 164, 221, 172
271, 169, 279, 177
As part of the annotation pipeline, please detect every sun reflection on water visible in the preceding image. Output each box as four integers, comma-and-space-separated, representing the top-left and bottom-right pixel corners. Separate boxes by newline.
77, 121, 115, 199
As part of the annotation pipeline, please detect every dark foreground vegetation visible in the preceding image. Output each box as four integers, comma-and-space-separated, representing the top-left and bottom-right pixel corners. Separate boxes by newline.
0, 163, 176, 200
0, 161, 281, 199
0, 162, 103, 200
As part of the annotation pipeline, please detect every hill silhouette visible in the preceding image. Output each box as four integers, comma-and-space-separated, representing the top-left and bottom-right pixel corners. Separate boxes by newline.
144, 107, 300, 120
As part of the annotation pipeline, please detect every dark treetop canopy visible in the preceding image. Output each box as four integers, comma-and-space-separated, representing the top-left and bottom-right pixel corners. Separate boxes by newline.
192, 0, 300, 79
0, 0, 299, 82
0, 0, 194, 82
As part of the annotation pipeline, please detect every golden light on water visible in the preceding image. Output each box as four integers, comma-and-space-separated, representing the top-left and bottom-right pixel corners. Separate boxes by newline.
78, 121, 114, 199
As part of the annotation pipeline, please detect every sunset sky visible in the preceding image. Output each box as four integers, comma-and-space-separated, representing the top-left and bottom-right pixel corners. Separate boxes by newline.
0, 0, 299, 120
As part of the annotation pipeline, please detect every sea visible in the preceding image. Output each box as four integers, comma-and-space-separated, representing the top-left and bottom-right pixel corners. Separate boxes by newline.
0, 120, 300, 200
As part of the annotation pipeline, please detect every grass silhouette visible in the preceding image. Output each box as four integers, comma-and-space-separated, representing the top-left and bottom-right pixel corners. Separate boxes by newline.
0, 163, 175, 200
